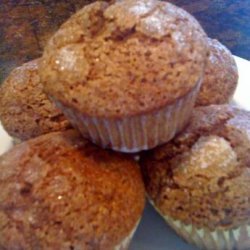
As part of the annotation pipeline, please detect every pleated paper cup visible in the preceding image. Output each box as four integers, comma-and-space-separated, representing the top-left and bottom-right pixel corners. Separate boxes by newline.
55, 81, 201, 153
150, 200, 250, 250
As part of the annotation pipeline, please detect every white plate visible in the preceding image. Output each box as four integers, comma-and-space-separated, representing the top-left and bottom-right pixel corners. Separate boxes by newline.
0, 56, 249, 250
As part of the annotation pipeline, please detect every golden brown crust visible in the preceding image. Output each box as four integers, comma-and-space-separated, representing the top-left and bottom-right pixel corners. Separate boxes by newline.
40, 0, 207, 118
0, 130, 145, 249
196, 38, 238, 106
140, 105, 250, 230
0, 59, 71, 140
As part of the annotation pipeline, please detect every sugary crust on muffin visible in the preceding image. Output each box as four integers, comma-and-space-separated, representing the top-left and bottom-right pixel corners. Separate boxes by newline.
40, 0, 207, 118
140, 105, 250, 230
0, 130, 145, 249
196, 38, 238, 106
0, 59, 71, 140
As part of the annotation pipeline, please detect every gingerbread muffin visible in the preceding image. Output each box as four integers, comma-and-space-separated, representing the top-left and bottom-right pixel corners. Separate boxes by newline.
0, 130, 145, 250
140, 105, 250, 250
0, 59, 71, 141
196, 38, 238, 106
40, 0, 208, 152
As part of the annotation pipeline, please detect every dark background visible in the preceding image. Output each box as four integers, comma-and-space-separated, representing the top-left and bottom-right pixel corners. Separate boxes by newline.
0, 0, 250, 83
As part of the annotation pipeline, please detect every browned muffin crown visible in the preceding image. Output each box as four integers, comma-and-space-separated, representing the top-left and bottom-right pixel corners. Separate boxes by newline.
0, 130, 145, 249
196, 38, 238, 106
140, 105, 250, 230
0, 59, 71, 140
40, 0, 207, 118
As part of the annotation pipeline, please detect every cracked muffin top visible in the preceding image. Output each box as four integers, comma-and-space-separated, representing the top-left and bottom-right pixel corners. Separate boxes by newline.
0, 130, 145, 249
40, 0, 207, 118
196, 38, 238, 106
140, 105, 250, 230
0, 59, 71, 140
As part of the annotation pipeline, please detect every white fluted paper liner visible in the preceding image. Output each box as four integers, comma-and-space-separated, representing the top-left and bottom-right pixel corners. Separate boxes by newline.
114, 219, 141, 250
0, 122, 13, 155
149, 199, 250, 250
55, 81, 201, 153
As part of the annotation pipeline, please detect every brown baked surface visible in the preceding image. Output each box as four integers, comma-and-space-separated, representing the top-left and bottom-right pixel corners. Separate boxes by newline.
140, 105, 250, 230
0, 59, 71, 140
196, 38, 238, 106
40, 0, 207, 118
0, 130, 145, 249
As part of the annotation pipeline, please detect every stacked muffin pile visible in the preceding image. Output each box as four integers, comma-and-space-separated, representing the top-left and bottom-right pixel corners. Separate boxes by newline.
0, 0, 248, 249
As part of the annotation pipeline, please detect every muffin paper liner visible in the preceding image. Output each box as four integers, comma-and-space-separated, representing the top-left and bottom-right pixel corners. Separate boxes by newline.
114, 219, 141, 250
55, 80, 201, 153
150, 200, 250, 250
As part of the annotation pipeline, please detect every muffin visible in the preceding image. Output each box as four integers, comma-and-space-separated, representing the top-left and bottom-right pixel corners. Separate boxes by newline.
140, 105, 250, 250
0, 59, 71, 141
40, 0, 208, 153
196, 38, 238, 106
0, 130, 145, 249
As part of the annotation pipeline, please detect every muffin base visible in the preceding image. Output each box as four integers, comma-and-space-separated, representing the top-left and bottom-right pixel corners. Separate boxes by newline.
55, 80, 201, 153
150, 200, 250, 250
114, 219, 141, 250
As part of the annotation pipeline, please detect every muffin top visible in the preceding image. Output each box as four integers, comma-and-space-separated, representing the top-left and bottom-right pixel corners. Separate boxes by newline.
0, 59, 71, 141
196, 38, 238, 106
40, 0, 207, 118
0, 130, 145, 249
140, 105, 250, 230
